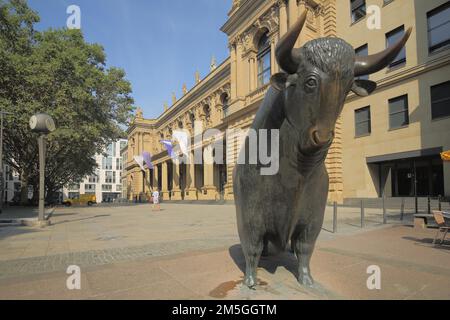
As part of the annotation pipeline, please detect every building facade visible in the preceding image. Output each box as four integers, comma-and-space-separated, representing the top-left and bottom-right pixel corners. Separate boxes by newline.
125, 0, 343, 202
3, 164, 21, 203
125, 0, 450, 202
337, 0, 450, 199
64, 139, 128, 203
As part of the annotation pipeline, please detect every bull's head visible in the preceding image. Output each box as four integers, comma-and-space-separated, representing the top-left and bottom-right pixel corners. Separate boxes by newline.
271, 11, 412, 154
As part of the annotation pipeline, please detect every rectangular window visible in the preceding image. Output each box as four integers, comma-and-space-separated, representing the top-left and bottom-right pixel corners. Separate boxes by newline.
106, 143, 116, 157
355, 106, 371, 136
105, 171, 114, 184
431, 80, 450, 120
383, 0, 394, 6
386, 26, 406, 68
102, 184, 112, 192
427, 2, 450, 53
85, 184, 96, 191
351, 0, 366, 23
116, 185, 122, 192
355, 44, 369, 80
68, 184, 80, 191
389, 95, 409, 129
102, 157, 113, 170
120, 141, 127, 151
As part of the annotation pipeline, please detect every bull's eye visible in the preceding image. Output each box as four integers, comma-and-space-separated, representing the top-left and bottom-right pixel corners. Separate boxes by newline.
305, 77, 318, 90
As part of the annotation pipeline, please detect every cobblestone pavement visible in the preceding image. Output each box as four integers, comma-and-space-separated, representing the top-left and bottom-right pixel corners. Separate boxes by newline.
1, 203, 448, 299
0, 237, 237, 280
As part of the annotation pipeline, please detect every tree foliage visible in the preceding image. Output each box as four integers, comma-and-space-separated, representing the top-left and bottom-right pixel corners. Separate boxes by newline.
0, 0, 135, 203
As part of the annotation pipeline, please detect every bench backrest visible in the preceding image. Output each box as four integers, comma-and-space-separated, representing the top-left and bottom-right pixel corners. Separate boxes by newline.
433, 211, 446, 226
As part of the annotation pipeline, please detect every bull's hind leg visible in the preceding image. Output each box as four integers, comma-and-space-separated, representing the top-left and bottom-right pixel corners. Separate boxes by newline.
292, 166, 328, 287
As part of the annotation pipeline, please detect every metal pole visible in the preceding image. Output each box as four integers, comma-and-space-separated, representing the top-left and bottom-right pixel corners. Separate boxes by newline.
427, 196, 431, 214
38, 135, 46, 221
333, 201, 338, 233
415, 196, 418, 214
400, 197, 405, 221
439, 196, 442, 211
382, 194, 387, 224
360, 199, 365, 228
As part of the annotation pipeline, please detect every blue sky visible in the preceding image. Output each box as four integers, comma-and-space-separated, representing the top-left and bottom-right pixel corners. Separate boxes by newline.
27, 0, 230, 119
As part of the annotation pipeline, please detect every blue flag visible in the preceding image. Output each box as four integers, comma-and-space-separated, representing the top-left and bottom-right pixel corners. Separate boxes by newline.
142, 151, 154, 169
161, 140, 176, 159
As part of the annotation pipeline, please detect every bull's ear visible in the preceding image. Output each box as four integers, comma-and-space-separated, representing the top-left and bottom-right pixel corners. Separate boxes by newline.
351, 79, 377, 97
271, 73, 288, 91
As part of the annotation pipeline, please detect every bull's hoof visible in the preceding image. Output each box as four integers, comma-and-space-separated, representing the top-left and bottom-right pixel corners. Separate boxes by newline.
298, 273, 314, 287
243, 275, 257, 289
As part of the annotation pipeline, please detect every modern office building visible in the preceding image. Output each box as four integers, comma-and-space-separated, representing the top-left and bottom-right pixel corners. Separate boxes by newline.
63, 139, 128, 203
124, 0, 450, 202
3, 164, 21, 203
337, 0, 450, 199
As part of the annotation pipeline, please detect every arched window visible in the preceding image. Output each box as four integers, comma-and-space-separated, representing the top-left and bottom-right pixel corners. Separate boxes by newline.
203, 104, 211, 123
221, 93, 230, 118
189, 112, 195, 128
257, 32, 271, 87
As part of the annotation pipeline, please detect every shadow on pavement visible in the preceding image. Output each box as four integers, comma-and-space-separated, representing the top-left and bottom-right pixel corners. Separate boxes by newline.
402, 236, 450, 251
228, 244, 298, 279
0, 226, 40, 241
51, 214, 111, 225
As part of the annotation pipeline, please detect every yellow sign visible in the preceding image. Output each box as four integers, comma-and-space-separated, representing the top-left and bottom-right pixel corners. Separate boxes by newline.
441, 151, 450, 161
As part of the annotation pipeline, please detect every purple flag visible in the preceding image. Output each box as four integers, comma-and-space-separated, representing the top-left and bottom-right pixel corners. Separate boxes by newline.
142, 152, 154, 169
161, 140, 176, 159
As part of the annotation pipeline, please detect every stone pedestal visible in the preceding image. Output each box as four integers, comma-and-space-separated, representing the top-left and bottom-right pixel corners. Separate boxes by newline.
184, 188, 198, 200
171, 189, 183, 201
198, 186, 218, 200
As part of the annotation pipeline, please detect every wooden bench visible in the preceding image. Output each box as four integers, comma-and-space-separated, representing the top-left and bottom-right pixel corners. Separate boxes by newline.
414, 214, 434, 229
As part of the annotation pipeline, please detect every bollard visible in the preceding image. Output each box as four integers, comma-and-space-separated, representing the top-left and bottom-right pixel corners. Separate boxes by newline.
333, 201, 338, 233
415, 196, 418, 214
382, 195, 387, 224
427, 196, 431, 214
360, 199, 365, 228
438, 196, 442, 211
400, 197, 405, 221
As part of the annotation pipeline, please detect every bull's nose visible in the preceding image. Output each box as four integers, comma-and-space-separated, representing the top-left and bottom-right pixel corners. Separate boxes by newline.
311, 129, 334, 147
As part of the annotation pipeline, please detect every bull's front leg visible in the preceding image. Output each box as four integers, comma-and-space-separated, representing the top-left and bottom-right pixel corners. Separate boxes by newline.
292, 166, 328, 287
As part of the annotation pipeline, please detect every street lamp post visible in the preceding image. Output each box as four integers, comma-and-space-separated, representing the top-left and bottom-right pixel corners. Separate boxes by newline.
0, 110, 13, 214
29, 113, 55, 222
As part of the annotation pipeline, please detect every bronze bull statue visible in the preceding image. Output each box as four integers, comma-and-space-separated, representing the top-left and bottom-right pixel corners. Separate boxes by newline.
234, 11, 411, 288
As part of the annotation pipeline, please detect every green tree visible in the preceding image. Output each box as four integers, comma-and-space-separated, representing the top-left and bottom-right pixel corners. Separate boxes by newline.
0, 0, 134, 204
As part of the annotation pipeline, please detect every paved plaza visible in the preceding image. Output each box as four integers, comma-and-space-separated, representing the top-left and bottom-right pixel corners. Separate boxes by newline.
0, 203, 449, 300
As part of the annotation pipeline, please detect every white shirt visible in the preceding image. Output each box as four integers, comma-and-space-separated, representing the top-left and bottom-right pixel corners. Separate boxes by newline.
152, 191, 159, 199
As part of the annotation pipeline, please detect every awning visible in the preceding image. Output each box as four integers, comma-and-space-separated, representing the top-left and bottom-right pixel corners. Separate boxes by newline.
442, 150, 450, 162
366, 147, 443, 164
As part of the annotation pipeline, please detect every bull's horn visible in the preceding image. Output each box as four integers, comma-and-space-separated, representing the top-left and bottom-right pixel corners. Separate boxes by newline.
354, 27, 412, 76
275, 10, 308, 74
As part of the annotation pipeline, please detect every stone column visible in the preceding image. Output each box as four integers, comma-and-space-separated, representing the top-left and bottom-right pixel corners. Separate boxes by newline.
249, 56, 255, 92
230, 43, 237, 100
152, 164, 158, 191
171, 159, 182, 200
288, 0, 297, 28
161, 161, 170, 200
279, 0, 288, 37
198, 145, 217, 200
185, 151, 198, 200
270, 39, 277, 74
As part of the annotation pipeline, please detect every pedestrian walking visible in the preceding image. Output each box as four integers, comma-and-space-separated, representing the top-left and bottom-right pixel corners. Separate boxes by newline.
152, 189, 160, 211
